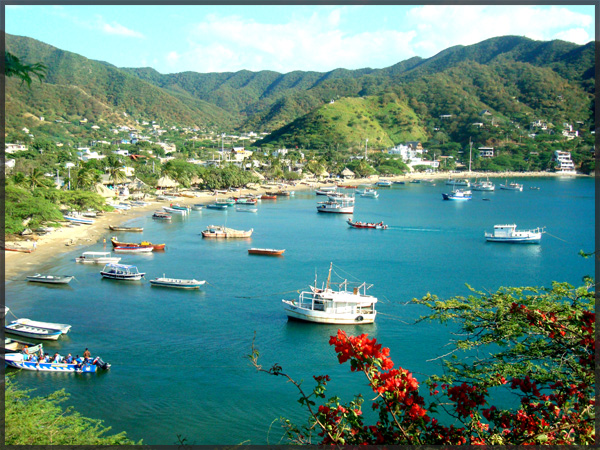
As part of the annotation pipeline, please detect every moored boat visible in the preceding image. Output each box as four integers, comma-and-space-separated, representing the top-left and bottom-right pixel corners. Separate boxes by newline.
191, 204, 204, 211
5, 353, 111, 372
442, 189, 472, 201
347, 219, 388, 229
100, 263, 145, 281
328, 192, 355, 202
445, 178, 471, 187
63, 214, 94, 224
485, 224, 545, 243
375, 180, 392, 187
26, 274, 74, 284
13, 317, 71, 334
76, 251, 121, 264
358, 188, 379, 198
163, 206, 188, 215
236, 207, 258, 212
500, 180, 523, 191
472, 179, 495, 191
5, 322, 63, 340
111, 237, 166, 250
282, 263, 378, 324
260, 194, 277, 200
152, 211, 172, 220
316, 199, 354, 214
248, 248, 285, 256
113, 246, 154, 253
201, 225, 253, 238
150, 276, 206, 289
5, 337, 43, 354
170, 203, 191, 212
206, 203, 229, 210
108, 225, 144, 232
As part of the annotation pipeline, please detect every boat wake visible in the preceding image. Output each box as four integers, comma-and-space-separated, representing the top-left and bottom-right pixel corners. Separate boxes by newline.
390, 226, 441, 232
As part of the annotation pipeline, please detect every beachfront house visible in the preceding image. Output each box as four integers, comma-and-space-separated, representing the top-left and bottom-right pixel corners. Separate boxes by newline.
478, 147, 495, 158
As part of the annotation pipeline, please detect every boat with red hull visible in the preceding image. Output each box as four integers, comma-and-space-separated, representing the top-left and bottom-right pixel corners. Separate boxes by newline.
347, 219, 388, 229
110, 237, 166, 251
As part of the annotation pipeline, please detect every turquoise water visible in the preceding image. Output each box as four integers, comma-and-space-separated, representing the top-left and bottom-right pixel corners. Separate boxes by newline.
4, 177, 595, 445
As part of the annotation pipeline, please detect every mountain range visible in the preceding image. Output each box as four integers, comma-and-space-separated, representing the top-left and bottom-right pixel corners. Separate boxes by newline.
5, 33, 595, 149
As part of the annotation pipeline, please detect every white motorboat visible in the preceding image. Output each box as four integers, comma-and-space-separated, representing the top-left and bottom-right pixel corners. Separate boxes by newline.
445, 178, 471, 187
375, 180, 392, 187
63, 214, 94, 224
316, 199, 354, 214
327, 192, 355, 202
500, 180, 523, 191
26, 274, 74, 284
5, 322, 63, 340
442, 189, 472, 201
76, 251, 121, 264
359, 188, 379, 198
485, 224, 545, 243
101, 263, 145, 281
282, 263, 378, 324
112, 246, 154, 253
14, 318, 72, 334
162, 206, 188, 215
472, 179, 495, 191
149, 276, 206, 289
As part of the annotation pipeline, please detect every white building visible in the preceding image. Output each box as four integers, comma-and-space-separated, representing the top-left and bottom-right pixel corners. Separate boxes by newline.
388, 144, 439, 170
478, 147, 494, 158
5, 143, 28, 153
77, 148, 106, 162
553, 150, 576, 174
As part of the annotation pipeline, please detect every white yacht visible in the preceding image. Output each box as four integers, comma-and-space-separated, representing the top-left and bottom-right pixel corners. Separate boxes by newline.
485, 224, 545, 243
282, 263, 378, 324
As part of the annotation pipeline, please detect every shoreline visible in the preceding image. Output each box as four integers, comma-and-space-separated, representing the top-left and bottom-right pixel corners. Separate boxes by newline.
4, 171, 588, 280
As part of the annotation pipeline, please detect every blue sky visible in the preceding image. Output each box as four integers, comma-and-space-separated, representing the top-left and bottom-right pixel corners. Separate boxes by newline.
5, 3, 596, 74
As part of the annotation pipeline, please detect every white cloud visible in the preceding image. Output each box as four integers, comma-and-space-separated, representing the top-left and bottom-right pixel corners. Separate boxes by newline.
176, 9, 415, 73
101, 21, 145, 38
406, 5, 594, 57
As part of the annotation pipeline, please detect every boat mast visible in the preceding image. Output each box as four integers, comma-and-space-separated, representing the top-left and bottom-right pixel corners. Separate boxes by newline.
469, 137, 472, 173
326, 262, 332, 290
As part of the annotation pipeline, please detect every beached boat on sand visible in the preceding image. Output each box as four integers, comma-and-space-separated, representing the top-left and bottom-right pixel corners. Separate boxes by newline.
282, 263, 378, 324
201, 225, 253, 238
108, 225, 144, 232
152, 211, 172, 220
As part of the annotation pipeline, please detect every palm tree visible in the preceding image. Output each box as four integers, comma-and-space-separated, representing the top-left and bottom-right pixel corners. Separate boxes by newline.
26, 168, 50, 190
76, 168, 101, 191
106, 156, 127, 186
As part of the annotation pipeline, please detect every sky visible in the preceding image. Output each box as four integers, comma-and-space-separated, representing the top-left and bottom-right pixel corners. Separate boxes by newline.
4, 3, 596, 75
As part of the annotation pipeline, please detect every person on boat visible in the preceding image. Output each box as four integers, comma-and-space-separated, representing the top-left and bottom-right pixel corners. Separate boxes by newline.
29, 354, 38, 363
51, 352, 61, 363
83, 348, 91, 362
22, 345, 29, 357
65, 353, 73, 364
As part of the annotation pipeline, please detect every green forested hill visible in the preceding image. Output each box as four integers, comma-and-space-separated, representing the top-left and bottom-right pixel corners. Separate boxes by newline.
5, 33, 594, 149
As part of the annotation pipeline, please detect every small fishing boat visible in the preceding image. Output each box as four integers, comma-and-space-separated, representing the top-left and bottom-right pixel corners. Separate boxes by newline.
273, 191, 290, 197
149, 276, 206, 289
317, 200, 354, 214
12, 318, 71, 334
359, 188, 379, 198
130, 201, 151, 207
499, 180, 523, 191
3, 246, 34, 253
472, 179, 495, 191
206, 203, 229, 210
442, 189, 472, 201
191, 204, 204, 211
108, 225, 144, 232
248, 248, 285, 256
235, 197, 258, 204
100, 263, 145, 281
260, 194, 277, 200
170, 203, 191, 212
236, 207, 258, 213
393, 181, 406, 185
409, 179, 421, 184
328, 192, 355, 202
315, 187, 337, 195
113, 246, 154, 253
5, 337, 43, 354
215, 198, 236, 206
347, 219, 388, 229
63, 214, 94, 224
163, 206, 188, 215
201, 225, 253, 238
5, 322, 63, 340
76, 251, 121, 264
485, 224, 545, 243
111, 237, 166, 251
26, 274, 74, 284
282, 262, 378, 324
341, 185, 358, 189
152, 211, 172, 220
5, 353, 111, 372
445, 178, 471, 187
375, 180, 392, 187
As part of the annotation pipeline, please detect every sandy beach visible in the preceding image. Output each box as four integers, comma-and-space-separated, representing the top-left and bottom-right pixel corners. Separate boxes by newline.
4, 171, 586, 280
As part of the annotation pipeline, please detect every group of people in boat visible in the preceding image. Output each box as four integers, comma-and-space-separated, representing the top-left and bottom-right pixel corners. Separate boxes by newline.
22, 346, 93, 367
353, 221, 386, 228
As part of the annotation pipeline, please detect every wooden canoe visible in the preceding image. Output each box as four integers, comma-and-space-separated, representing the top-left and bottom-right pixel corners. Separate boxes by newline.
109, 225, 144, 232
248, 248, 285, 256
110, 237, 166, 250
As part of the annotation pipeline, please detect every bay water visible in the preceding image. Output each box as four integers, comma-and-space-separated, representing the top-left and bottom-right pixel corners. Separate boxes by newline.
4, 176, 594, 444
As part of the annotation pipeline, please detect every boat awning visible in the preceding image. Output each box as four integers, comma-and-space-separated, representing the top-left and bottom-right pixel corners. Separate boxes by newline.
104, 263, 137, 269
